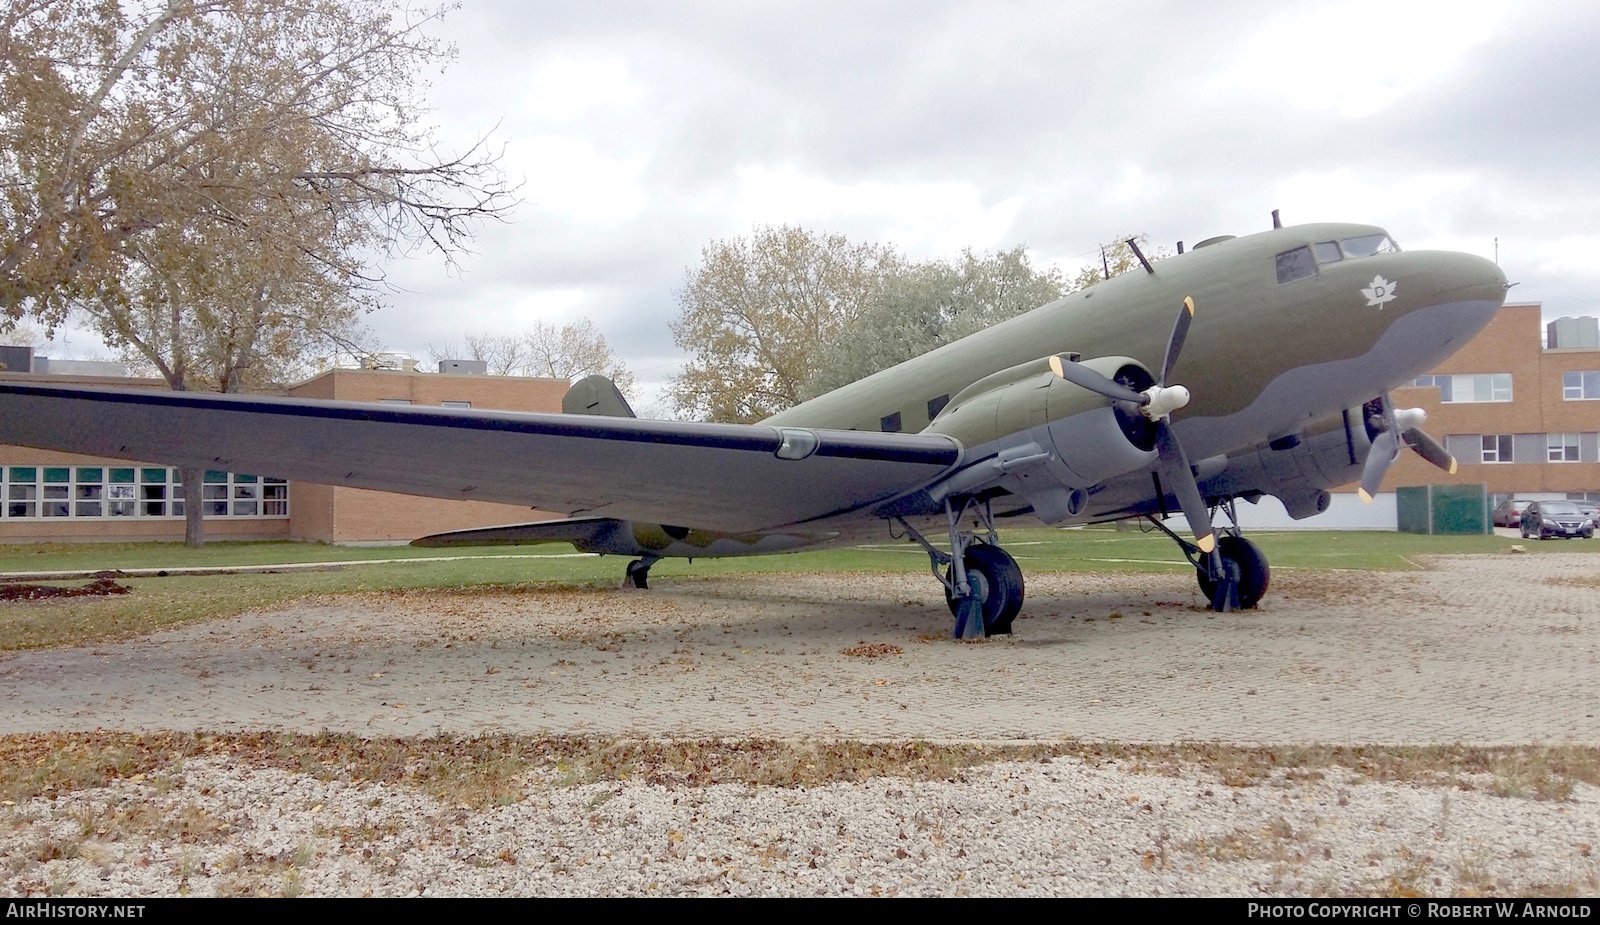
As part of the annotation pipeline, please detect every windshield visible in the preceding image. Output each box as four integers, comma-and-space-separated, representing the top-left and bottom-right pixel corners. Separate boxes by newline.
1341, 234, 1400, 258
1541, 502, 1581, 515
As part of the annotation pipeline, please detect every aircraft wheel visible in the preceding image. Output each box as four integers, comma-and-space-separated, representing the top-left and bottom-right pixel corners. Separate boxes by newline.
944, 544, 1025, 635
1196, 535, 1270, 610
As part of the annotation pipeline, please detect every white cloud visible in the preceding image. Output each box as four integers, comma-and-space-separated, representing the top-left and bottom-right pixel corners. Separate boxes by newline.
519, 56, 644, 124
1204, 0, 1513, 119
729, 164, 1025, 259
508, 135, 650, 223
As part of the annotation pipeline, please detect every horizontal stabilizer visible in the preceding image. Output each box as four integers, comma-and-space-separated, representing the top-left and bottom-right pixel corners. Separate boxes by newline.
563, 375, 635, 418
412, 516, 622, 548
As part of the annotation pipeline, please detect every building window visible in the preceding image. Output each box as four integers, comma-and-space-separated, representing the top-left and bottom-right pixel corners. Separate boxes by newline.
1548, 433, 1582, 462
880, 411, 902, 433
379, 398, 413, 405
441, 401, 472, 409
1415, 373, 1511, 403
0, 467, 289, 519
1481, 435, 1514, 464
1563, 371, 1600, 400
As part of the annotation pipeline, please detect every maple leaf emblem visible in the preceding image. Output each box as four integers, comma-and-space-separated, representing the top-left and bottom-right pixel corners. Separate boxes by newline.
1362, 275, 1398, 308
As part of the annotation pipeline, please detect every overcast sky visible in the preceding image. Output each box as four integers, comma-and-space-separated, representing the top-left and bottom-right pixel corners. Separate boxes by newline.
44, 0, 1600, 405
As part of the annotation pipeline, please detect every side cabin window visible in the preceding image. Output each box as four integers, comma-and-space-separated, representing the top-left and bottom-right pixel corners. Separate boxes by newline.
880, 411, 902, 433
1275, 246, 1316, 284
927, 394, 950, 420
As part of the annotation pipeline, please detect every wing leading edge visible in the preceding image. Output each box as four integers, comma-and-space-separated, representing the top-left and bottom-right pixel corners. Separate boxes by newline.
0, 381, 963, 533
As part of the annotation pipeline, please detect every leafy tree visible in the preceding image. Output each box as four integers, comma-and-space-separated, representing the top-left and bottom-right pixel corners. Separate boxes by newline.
669, 225, 906, 423
1070, 233, 1169, 290
804, 245, 1066, 396
0, 0, 516, 544
806, 235, 1167, 395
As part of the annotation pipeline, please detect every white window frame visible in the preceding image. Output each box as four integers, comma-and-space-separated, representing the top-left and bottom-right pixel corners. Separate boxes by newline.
1441, 373, 1512, 403
1481, 434, 1514, 464
0, 466, 289, 520
1564, 371, 1600, 400
1547, 433, 1581, 463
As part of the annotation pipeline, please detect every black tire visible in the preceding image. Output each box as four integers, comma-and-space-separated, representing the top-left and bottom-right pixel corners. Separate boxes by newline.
943, 544, 1025, 635
1195, 535, 1270, 610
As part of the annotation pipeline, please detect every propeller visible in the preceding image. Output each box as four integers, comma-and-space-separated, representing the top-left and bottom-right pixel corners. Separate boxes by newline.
1049, 296, 1216, 554
1356, 394, 1458, 502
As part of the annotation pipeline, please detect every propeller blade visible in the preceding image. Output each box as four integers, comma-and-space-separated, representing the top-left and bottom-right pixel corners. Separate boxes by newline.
1358, 428, 1400, 502
1403, 427, 1457, 474
1155, 420, 1215, 553
1048, 354, 1147, 405
1159, 296, 1195, 386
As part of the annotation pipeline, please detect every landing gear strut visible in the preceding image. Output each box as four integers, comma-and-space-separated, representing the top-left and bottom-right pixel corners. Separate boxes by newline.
622, 555, 658, 589
1146, 498, 1270, 611
895, 496, 1024, 638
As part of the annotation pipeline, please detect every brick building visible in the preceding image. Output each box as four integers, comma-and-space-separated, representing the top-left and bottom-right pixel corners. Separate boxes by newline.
0, 365, 569, 544
1373, 302, 1600, 506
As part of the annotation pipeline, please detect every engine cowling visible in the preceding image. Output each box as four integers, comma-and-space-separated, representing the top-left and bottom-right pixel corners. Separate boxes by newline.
925, 355, 1160, 522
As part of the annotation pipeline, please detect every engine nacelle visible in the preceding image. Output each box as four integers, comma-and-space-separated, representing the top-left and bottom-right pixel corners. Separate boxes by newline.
926, 355, 1160, 522
1200, 405, 1373, 520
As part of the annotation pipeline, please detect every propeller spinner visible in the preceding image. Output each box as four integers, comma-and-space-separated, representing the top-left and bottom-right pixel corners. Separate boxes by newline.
1050, 296, 1216, 554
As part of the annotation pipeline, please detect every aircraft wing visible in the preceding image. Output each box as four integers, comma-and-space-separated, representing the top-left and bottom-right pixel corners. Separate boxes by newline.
0, 381, 962, 532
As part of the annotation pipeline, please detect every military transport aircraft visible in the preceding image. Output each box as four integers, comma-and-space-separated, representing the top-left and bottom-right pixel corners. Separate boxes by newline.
0, 220, 1508, 638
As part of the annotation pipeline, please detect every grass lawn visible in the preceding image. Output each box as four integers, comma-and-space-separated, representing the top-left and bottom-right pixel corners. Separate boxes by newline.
1, 526, 1592, 651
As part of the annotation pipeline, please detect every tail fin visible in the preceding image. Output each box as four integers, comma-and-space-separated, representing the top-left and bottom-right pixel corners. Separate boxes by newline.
562, 375, 636, 418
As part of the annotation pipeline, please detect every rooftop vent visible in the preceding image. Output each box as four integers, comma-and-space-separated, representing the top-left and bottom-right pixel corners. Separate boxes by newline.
1547, 316, 1599, 349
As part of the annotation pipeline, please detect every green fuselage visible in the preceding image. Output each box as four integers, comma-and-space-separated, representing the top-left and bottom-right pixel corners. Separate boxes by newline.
765, 223, 1506, 458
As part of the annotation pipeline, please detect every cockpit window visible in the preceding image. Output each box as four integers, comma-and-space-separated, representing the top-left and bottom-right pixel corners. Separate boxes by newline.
1340, 234, 1400, 258
1313, 241, 1342, 264
1275, 246, 1316, 284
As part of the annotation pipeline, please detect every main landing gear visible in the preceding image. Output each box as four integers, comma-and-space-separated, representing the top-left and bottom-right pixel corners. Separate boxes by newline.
1145, 498, 1269, 611
622, 554, 658, 589
895, 497, 1023, 639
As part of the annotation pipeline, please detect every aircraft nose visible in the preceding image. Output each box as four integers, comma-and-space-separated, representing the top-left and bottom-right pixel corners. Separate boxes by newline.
1427, 250, 1508, 302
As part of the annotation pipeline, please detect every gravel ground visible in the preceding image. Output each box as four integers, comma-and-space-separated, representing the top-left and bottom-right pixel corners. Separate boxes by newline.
5, 754, 1597, 897
2, 551, 1598, 896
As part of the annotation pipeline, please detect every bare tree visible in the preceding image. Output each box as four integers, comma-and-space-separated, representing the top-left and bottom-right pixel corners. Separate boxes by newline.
428, 321, 636, 397
523, 319, 635, 398
426, 334, 527, 377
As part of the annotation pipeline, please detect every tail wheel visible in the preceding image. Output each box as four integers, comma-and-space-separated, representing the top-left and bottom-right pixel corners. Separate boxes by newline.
944, 544, 1025, 635
1196, 535, 1270, 610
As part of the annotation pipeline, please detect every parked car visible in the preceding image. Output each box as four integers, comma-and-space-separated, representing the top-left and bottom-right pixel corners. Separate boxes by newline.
1520, 500, 1596, 540
1492, 498, 1533, 528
